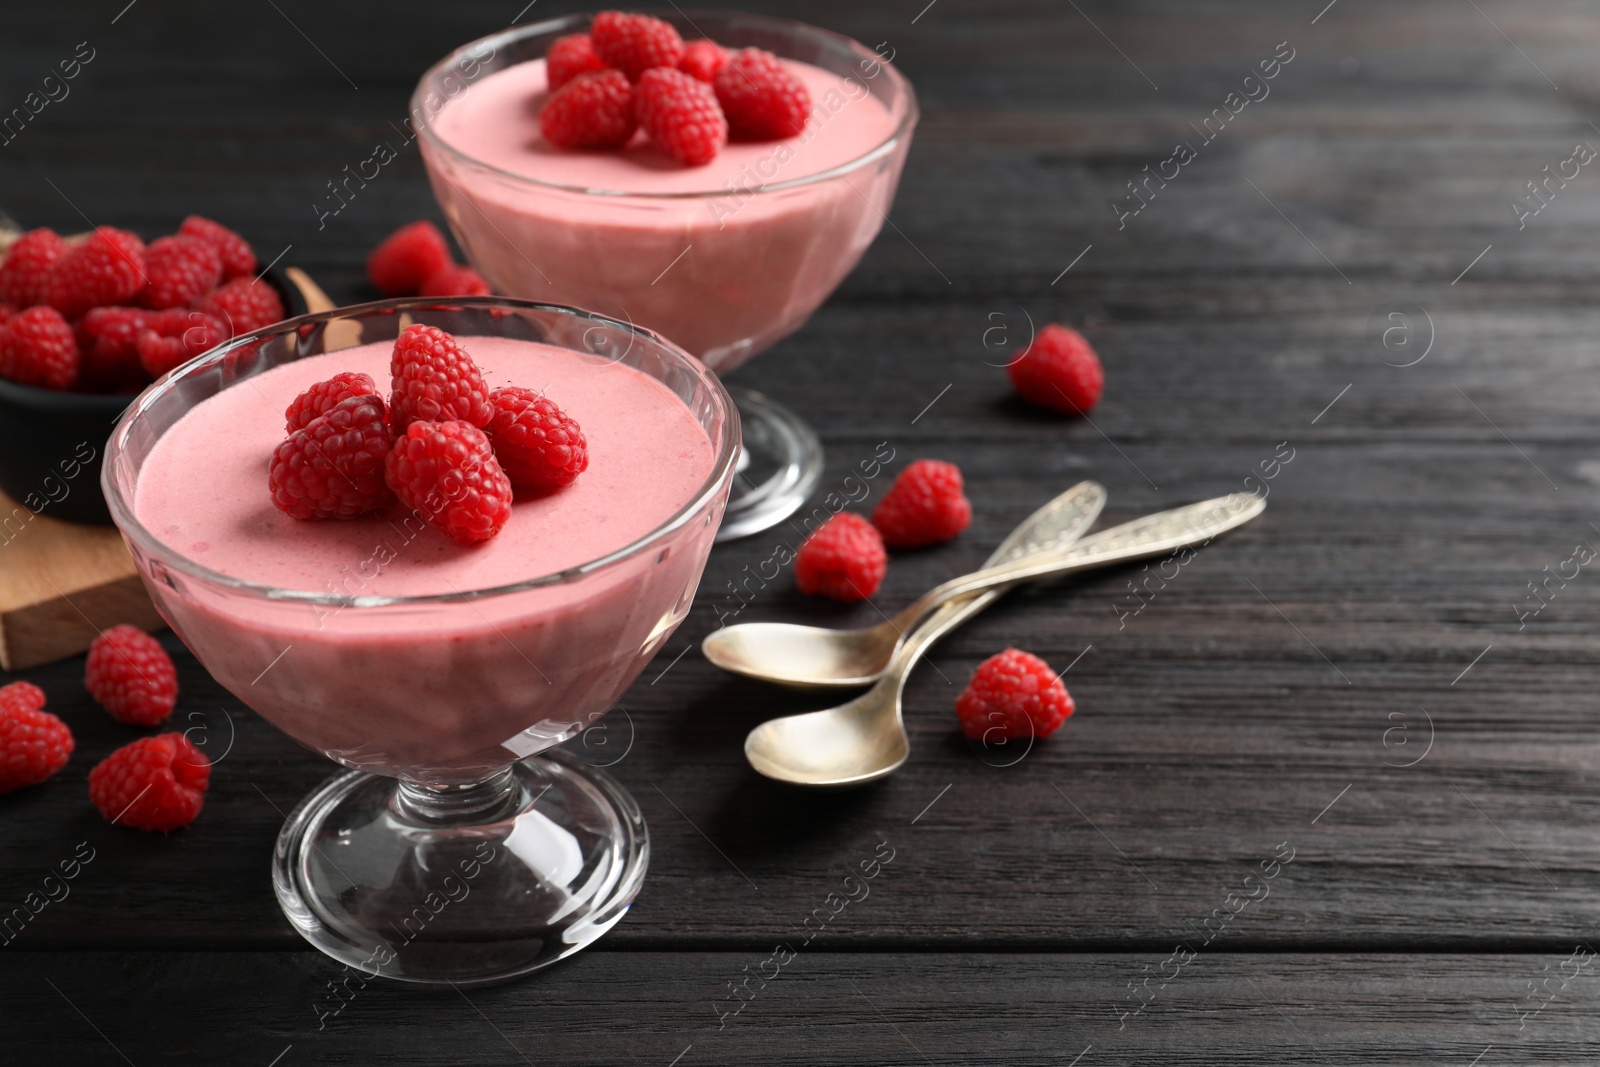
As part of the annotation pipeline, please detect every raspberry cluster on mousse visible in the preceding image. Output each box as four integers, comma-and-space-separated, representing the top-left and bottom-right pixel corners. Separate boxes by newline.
268, 323, 588, 546
538, 10, 813, 166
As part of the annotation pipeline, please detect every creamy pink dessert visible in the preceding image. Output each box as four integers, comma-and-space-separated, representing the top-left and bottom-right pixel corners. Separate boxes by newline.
419, 54, 911, 369
134, 335, 719, 782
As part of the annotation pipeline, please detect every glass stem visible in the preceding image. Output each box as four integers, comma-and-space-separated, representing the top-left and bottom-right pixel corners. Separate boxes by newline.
394, 767, 522, 824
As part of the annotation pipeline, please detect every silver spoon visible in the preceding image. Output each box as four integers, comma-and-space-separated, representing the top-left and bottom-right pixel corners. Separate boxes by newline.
742, 492, 1267, 786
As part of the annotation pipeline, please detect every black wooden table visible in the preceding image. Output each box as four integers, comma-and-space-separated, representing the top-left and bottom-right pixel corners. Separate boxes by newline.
7, 0, 1600, 1062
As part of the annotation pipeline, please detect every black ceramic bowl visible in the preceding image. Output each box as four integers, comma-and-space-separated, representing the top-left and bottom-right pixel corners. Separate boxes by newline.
0, 269, 305, 524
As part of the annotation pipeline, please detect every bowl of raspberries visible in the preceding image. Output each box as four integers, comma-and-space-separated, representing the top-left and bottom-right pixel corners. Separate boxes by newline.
0, 217, 301, 523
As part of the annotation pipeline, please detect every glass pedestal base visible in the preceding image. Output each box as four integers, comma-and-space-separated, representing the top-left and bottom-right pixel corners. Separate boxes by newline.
717, 386, 824, 542
272, 750, 647, 986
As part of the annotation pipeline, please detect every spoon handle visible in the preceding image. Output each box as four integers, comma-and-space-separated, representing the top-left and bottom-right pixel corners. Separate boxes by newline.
897, 492, 1267, 629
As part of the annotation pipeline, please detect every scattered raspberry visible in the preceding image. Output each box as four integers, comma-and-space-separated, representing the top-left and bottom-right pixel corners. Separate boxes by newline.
872, 459, 972, 549
47, 226, 146, 318
0, 228, 67, 307
486, 387, 588, 490
955, 648, 1074, 743
178, 215, 257, 280
679, 39, 728, 82
420, 264, 492, 298
714, 48, 811, 141
140, 234, 223, 310
385, 420, 513, 545
1007, 323, 1104, 415
88, 733, 210, 832
547, 32, 609, 92
389, 323, 493, 431
284, 371, 378, 433
85, 624, 179, 727
133, 310, 229, 379
0, 681, 47, 716
198, 276, 285, 336
367, 221, 452, 297
635, 67, 727, 166
794, 513, 887, 602
0, 306, 80, 390
0, 705, 73, 794
269, 394, 395, 520
591, 11, 685, 81
540, 69, 638, 150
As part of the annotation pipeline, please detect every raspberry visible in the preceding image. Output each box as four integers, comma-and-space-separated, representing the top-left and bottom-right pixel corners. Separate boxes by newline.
133, 310, 229, 379
486, 387, 588, 489
85, 624, 179, 727
0, 681, 47, 716
367, 221, 452, 297
1007, 323, 1104, 415
178, 215, 257, 280
872, 459, 972, 549
197, 276, 285, 336
634, 67, 727, 166
88, 733, 210, 832
539, 69, 637, 150
0, 705, 73, 794
140, 234, 223, 310
794, 513, 887, 602
0, 228, 67, 307
955, 648, 1074, 743
77, 307, 151, 393
591, 11, 684, 81
679, 39, 728, 82
714, 48, 811, 141
0, 306, 80, 390
389, 323, 493, 431
47, 226, 146, 318
0, 305, 13, 328
269, 394, 395, 520
420, 264, 492, 298
547, 32, 609, 92
284, 371, 378, 433
385, 420, 513, 545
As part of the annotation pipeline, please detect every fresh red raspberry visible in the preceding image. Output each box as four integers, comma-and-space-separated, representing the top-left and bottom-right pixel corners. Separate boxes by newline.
714, 48, 811, 141
197, 276, 285, 336
539, 69, 638, 150
420, 264, 492, 298
0, 306, 80, 390
794, 513, 887, 602
547, 32, 609, 92
284, 371, 378, 433
140, 234, 223, 310
366, 221, 452, 297
88, 733, 210, 832
133, 310, 229, 379
1007, 323, 1104, 415
389, 323, 493, 431
486, 387, 588, 490
678, 39, 728, 82
955, 648, 1074, 743
84, 624, 179, 727
47, 226, 146, 318
0, 705, 73, 794
178, 215, 257, 280
591, 11, 684, 81
0, 228, 67, 307
76, 307, 150, 393
872, 459, 972, 549
0, 681, 47, 716
385, 420, 513, 545
635, 67, 727, 166
269, 394, 395, 520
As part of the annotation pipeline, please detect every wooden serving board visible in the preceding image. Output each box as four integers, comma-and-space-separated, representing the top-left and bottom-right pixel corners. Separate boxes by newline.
0, 488, 163, 670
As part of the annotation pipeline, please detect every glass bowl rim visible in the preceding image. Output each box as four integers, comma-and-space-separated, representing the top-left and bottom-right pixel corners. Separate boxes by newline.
100, 295, 741, 609
410, 8, 919, 200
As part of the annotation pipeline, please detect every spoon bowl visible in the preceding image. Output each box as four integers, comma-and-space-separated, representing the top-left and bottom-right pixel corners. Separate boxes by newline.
745, 693, 909, 786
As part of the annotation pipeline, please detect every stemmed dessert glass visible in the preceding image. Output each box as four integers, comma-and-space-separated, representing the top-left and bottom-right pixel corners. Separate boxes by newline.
101, 297, 739, 985
415, 10, 918, 540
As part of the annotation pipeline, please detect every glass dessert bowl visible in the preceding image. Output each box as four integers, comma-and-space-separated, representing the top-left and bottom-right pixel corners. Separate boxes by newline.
414, 10, 917, 539
101, 297, 739, 985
